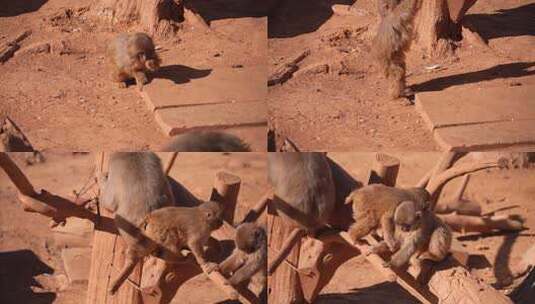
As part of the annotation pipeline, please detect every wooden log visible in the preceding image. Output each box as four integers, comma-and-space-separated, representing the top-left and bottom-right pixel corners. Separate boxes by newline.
0, 116, 37, 152
268, 211, 304, 304
210, 171, 241, 225
368, 153, 400, 186
435, 174, 482, 216
240, 191, 271, 224
164, 152, 178, 175
438, 213, 524, 233
0, 153, 37, 196
416, 151, 459, 188
268, 227, 306, 275
268, 49, 310, 86
0, 30, 31, 63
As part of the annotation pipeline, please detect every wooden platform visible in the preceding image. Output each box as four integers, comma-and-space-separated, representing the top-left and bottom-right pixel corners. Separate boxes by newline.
415, 85, 535, 151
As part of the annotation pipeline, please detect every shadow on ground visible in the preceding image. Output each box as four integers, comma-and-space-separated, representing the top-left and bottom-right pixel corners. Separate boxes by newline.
316, 281, 418, 304
0, 250, 56, 304
465, 4, 535, 42
412, 61, 535, 92
153, 65, 212, 85
268, 0, 357, 38
0, 0, 47, 17
191, 0, 278, 23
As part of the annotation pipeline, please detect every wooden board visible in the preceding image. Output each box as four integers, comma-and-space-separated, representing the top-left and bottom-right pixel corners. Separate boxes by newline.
142, 66, 267, 111
153, 101, 267, 136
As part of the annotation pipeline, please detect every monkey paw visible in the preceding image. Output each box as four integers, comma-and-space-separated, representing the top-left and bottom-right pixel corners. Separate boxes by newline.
117, 82, 127, 89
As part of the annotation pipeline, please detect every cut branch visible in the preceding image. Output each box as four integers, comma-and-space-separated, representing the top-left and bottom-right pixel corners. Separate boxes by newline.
0, 30, 31, 63
438, 213, 525, 233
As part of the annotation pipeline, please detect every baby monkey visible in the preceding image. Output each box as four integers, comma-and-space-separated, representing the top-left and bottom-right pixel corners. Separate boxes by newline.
385, 200, 452, 269
107, 32, 161, 90
345, 184, 430, 252
219, 223, 267, 296
109, 200, 224, 295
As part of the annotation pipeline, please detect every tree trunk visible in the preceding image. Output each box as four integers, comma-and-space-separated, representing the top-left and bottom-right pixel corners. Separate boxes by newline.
413, 0, 461, 58
92, 0, 183, 37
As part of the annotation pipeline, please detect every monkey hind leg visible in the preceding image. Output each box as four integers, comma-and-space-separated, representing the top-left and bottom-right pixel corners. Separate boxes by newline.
109, 255, 141, 295
419, 226, 452, 263
387, 61, 407, 99
347, 213, 377, 244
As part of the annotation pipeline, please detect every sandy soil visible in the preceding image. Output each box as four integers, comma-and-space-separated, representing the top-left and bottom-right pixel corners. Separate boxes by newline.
268, 0, 535, 151
0, 152, 267, 304
0, 0, 267, 150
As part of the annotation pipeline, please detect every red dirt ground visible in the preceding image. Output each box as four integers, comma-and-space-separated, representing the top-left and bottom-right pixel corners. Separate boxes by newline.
268, 0, 535, 151
0, 0, 267, 150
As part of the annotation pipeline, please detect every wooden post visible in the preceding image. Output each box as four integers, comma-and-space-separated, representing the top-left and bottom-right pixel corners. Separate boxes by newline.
210, 171, 241, 225
368, 153, 400, 186
87, 153, 142, 304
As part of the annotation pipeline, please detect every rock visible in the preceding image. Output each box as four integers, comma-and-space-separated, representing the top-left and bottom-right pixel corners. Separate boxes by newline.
18, 42, 51, 56
61, 247, 91, 283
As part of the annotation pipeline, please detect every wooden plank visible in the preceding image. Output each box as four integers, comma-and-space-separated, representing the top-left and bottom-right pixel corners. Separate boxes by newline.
153, 101, 267, 136
433, 120, 535, 151
415, 85, 535, 130
142, 66, 267, 111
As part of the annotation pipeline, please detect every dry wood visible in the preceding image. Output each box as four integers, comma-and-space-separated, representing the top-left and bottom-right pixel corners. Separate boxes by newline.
268, 227, 306, 275
164, 152, 178, 175
434, 174, 482, 216
368, 153, 400, 186
210, 171, 241, 225
240, 191, 271, 224
413, 0, 456, 58
417, 151, 459, 188
438, 213, 524, 233
1, 116, 37, 152
0, 30, 31, 63
268, 49, 310, 86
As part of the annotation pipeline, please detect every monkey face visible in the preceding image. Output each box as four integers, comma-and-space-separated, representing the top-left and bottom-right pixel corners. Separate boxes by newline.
201, 200, 224, 230
145, 57, 161, 72
394, 200, 422, 232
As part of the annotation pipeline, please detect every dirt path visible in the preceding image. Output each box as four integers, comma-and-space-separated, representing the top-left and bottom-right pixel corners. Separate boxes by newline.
268, 0, 535, 151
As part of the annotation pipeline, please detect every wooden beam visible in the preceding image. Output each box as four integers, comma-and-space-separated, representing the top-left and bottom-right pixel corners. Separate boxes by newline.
368, 153, 400, 186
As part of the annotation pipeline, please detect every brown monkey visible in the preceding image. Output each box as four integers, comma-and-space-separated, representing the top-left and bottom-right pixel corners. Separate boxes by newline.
219, 223, 267, 298
267, 152, 336, 233
106, 32, 161, 90
109, 200, 224, 294
99, 152, 175, 247
345, 184, 430, 252
377, 0, 401, 18
372, 0, 421, 98
161, 131, 251, 152
385, 200, 452, 269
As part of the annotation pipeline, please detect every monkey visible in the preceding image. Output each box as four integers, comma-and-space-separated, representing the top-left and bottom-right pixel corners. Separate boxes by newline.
267, 152, 335, 233
382, 200, 452, 270
219, 223, 267, 298
372, 0, 421, 99
106, 32, 161, 90
98, 152, 175, 244
109, 200, 224, 295
160, 131, 251, 152
377, 0, 401, 19
345, 184, 430, 252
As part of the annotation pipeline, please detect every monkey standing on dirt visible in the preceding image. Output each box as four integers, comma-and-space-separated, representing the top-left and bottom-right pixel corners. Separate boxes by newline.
219, 223, 267, 297
98, 152, 175, 247
268, 152, 336, 233
377, 200, 452, 271
345, 184, 430, 252
108, 200, 224, 294
106, 32, 161, 90
161, 131, 251, 152
372, 0, 421, 98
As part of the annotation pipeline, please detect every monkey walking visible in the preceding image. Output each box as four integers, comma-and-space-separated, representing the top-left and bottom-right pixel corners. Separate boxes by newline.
219, 223, 267, 298
161, 131, 251, 152
372, 0, 421, 99
385, 200, 452, 269
108, 200, 224, 295
345, 184, 430, 252
106, 32, 161, 91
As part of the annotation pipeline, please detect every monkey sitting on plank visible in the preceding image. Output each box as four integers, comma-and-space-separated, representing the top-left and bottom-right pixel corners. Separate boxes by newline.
219, 222, 267, 298
345, 184, 430, 252
106, 32, 161, 90
109, 200, 224, 295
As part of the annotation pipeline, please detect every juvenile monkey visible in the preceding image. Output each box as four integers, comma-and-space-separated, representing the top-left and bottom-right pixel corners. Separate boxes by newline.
109, 200, 224, 294
98, 152, 175, 247
219, 223, 267, 296
372, 0, 421, 98
385, 200, 452, 269
268, 152, 335, 232
377, 0, 401, 18
106, 32, 161, 90
345, 184, 430, 252
161, 131, 251, 152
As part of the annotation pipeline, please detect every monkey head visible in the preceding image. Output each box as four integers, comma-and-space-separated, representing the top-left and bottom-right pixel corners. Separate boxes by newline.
394, 200, 424, 232
408, 187, 431, 203
143, 53, 161, 72
235, 223, 266, 254
200, 200, 224, 230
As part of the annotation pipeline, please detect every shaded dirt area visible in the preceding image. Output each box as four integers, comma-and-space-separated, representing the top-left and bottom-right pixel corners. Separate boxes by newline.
0, 0, 267, 150
0, 152, 267, 304
268, 0, 535, 151
315, 152, 535, 303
